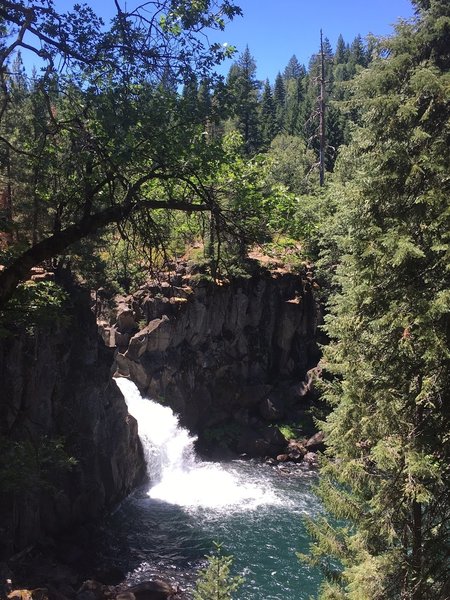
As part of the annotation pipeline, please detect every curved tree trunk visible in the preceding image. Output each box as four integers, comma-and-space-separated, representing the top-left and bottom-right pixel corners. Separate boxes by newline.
0, 198, 207, 309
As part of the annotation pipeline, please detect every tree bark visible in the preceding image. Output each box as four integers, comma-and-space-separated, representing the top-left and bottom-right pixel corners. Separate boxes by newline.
0, 146, 14, 249
411, 398, 424, 600
411, 499, 423, 600
319, 29, 326, 187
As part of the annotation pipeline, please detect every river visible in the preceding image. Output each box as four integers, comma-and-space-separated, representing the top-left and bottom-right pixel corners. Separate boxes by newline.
89, 379, 322, 599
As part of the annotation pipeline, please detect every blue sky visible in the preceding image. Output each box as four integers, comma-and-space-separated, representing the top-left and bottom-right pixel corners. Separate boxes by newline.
213, 0, 415, 81
32, 0, 415, 81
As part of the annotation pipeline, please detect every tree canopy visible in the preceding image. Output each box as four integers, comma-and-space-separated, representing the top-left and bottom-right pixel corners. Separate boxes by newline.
306, 1, 450, 598
0, 0, 242, 306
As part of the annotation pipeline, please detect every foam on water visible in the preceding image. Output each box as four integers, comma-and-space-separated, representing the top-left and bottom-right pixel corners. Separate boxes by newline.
114, 377, 279, 509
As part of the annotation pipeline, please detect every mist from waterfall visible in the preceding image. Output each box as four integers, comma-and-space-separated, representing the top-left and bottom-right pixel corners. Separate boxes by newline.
114, 377, 279, 509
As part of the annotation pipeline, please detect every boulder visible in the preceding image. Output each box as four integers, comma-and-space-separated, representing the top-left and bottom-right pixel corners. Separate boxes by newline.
276, 454, 289, 462
125, 330, 148, 361
126, 580, 177, 600
8, 590, 48, 600
114, 330, 130, 351
303, 452, 319, 467
287, 440, 307, 462
30, 272, 54, 283
126, 361, 150, 390
8, 590, 33, 600
144, 317, 172, 353
114, 353, 131, 378
304, 366, 322, 400
305, 431, 325, 452
116, 308, 138, 334
97, 323, 115, 348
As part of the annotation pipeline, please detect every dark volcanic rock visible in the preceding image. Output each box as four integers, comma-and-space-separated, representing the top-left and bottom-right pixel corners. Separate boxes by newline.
106, 270, 321, 457
126, 580, 178, 600
305, 431, 326, 452
259, 394, 285, 422
0, 287, 146, 560
236, 424, 287, 458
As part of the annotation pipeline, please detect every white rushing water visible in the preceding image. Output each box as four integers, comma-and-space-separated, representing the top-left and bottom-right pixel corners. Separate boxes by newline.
114, 377, 279, 509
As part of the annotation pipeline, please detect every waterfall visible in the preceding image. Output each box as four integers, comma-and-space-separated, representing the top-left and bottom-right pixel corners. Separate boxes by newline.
114, 377, 279, 509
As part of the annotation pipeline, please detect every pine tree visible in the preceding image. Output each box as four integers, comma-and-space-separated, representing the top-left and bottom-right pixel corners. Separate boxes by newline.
283, 54, 305, 80
334, 34, 349, 65
273, 71, 286, 134
283, 56, 306, 136
226, 46, 261, 154
197, 79, 212, 120
307, 2, 450, 598
181, 75, 200, 121
284, 76, 304, 136
194, 543, 244, 600
260, 79, 276, 146
349, 34, 367, 68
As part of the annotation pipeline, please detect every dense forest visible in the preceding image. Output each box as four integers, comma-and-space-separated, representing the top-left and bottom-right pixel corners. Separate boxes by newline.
1, 0, 449, 599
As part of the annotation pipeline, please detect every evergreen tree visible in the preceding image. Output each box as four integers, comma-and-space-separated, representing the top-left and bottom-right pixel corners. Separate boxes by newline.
226, 46, 261, 154
306, 2, 450, 598
334, 34, 349, 65
197, 79, 212, 119
349, 34, 367, 68
194, 543, 244, 600
283, 54, 305, 80
208, 80, 229, 140
283, 56, 306, 137
273, 71, 286, 134
181, 75, 200, 120
284, 76, 304, 136
260, 79, 277, 146
332, 34, 353, 95
322, 36, 334, 63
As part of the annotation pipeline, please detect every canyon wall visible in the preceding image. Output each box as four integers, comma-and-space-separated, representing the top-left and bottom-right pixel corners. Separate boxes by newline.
0, 264, 322, 558
99, 264, 322, 458
0, 287, 145, 559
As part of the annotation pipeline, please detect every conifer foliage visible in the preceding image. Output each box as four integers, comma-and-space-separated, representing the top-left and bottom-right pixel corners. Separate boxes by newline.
194, 543, 244, 600
308, 1, 450, 598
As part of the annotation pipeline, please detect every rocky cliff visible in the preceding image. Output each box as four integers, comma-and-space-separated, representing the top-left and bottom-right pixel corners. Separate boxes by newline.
98, 263, 322, 458
0, 285, 145, 560
0, 262, 321, 559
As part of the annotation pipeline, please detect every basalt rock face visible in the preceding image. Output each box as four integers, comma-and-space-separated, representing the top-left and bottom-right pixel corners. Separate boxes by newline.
0, 287, 145, 560
100, 265, 322, 457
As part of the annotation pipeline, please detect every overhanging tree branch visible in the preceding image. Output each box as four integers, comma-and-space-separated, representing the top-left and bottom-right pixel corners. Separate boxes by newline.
0, 0, 243, 307
0, 196, 208, 308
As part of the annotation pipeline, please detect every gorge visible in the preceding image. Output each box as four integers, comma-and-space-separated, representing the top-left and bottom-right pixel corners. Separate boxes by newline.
2, 2, 449, 596
0, 264, 323, 598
